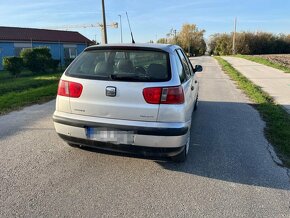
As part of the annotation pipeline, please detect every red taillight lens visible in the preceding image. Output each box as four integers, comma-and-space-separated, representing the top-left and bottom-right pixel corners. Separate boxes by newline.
69, 82, 83, 98
57, 80, 83, 98
143, 87, 162, 104
143, 86, 184, 104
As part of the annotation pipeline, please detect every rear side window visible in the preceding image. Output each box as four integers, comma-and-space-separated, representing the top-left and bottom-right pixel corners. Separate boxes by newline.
66, 49, 170, 82
180, 50, 195, 75
176, 49, 191, 79
175, 54, 186, 83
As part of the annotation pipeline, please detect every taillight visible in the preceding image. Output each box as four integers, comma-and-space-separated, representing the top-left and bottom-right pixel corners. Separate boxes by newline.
143, 86, 184, 104
143, 87, 162, 104
57, 80, 83, 98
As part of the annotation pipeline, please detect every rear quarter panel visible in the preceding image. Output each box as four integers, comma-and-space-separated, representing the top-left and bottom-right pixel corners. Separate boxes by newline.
157, 52, 193, 123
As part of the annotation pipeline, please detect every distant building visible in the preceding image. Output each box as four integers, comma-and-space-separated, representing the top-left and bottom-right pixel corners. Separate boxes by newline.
0, 26, 92, 70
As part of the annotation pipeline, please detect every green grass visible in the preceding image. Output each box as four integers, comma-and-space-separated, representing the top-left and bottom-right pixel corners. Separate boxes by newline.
0, 70, 35, 80
0, 73, 60, 95
0, 71, 61, 115
215, 56, 290, 167
236, 54, 290, 73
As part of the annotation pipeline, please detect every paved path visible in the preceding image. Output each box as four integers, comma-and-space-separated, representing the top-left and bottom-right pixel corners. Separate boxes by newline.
222, 56, 290, 113
0, 57, 290, 217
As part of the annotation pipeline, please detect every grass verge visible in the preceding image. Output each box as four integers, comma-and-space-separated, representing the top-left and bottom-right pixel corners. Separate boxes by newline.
236, 54, 290, 73
215, 56, 290, 167
0, 83, 58, 115
0, 73, 60, 95
0, 71, 61, 115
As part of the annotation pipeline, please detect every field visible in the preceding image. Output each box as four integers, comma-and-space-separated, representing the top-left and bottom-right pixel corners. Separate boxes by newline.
255, 54, 290, 68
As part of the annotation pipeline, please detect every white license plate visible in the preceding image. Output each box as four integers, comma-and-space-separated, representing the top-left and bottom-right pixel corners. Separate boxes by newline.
86, 127, 134, 144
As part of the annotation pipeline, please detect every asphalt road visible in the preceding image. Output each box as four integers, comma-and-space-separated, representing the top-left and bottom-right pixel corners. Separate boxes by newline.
1, 56, 290, 217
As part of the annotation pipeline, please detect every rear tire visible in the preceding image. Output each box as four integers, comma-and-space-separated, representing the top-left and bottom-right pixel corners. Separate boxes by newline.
171, 146, 187, 162
172, 134, 190, 163
194, 95, 198, 111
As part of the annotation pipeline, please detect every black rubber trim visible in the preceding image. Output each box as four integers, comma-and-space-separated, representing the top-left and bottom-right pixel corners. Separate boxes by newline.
58, 134, 184, 158
53, 115, 188, 136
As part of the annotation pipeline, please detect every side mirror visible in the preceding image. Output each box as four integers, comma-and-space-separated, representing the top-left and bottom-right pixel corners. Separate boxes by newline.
195, 65, 203, 72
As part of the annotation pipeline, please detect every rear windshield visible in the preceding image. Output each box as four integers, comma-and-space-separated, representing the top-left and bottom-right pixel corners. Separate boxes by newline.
66, 49, 170, 82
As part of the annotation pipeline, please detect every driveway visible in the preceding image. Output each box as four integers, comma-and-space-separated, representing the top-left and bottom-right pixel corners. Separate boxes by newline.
0, 56, 289, 217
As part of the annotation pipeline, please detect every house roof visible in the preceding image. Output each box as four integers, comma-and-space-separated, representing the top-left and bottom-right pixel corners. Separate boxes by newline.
0, 26, 92, 44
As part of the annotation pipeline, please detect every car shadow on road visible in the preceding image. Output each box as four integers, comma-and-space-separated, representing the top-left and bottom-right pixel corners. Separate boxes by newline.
79, 100, 290, 191
157, 100, 290, 191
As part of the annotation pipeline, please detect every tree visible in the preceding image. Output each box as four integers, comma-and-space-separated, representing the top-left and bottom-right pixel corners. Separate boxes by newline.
178, 24, 206, 56
156, 23, 206, 56
214, 34, 232, 55
157, 38, 168, 44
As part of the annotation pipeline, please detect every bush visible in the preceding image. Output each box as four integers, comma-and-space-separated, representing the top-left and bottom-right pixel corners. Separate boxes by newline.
49, 59, 60, 71
20, 47, 53, 73
64, 58, 74, 67
2, 57, 23, 77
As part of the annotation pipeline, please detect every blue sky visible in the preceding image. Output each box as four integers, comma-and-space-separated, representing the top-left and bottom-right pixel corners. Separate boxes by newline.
1, 0, 289, 43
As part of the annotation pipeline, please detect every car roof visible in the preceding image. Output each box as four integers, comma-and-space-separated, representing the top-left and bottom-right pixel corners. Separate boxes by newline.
85, 43, 181, 53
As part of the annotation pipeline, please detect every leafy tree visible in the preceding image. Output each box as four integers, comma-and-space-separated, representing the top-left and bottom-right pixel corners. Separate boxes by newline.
156, 23, 206, 56
157, 38, 168, 44
217, 34, 232, 55
178, 24, 206, 56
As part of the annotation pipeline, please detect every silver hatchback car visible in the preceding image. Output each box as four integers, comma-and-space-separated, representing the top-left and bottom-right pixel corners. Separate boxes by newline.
53, 43, 202, 162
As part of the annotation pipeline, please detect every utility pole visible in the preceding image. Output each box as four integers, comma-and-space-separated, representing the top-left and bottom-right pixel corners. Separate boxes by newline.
101, 0, 108, 44
174, 29, 177, 44
118, 14, 123, 43
232, 17, 237, 55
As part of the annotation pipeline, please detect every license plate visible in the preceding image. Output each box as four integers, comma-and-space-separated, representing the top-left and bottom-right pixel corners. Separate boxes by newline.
86, 127, 134, 144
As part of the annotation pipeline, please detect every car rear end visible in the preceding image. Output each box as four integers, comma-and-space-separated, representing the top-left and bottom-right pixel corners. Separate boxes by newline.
53, 44, 191, 158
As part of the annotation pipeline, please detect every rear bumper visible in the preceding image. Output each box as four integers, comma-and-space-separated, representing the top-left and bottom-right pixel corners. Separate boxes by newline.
53, 111, 190, 149
58, 134, 185, 158
53, 114, 188, 136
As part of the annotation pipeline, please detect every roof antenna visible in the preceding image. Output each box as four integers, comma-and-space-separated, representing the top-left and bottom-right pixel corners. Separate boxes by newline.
126, 12, 135, 44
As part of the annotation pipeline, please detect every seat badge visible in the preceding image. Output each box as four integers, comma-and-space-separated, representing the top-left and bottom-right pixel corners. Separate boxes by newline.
106, 86, 117, 97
